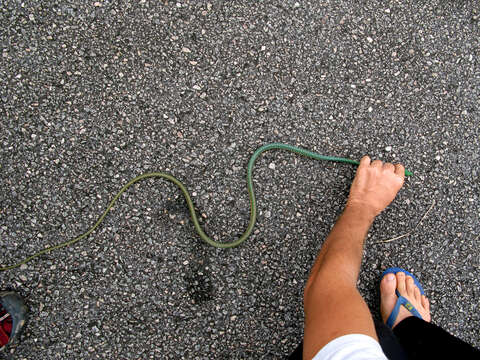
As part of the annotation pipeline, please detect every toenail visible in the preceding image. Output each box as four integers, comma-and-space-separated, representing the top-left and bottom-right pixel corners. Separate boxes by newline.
386, 273, 395, 281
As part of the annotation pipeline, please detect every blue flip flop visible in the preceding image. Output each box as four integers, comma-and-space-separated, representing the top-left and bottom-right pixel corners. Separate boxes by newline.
381, 267, 425, 328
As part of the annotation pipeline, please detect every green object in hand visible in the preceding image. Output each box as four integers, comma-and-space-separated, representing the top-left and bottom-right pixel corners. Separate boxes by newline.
0, 143, 412, 271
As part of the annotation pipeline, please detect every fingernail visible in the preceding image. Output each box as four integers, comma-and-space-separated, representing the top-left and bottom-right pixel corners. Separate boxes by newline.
386, 273, 395, 281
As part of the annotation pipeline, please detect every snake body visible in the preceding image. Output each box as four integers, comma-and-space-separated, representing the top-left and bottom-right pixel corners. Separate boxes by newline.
0, 143, 411, 271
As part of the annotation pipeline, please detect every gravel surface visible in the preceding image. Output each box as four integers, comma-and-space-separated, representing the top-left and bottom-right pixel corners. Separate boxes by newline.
1, 0, 479, 358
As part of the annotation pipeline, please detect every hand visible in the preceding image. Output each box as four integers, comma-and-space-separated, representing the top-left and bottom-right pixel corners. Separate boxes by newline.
346, 156, 405, 220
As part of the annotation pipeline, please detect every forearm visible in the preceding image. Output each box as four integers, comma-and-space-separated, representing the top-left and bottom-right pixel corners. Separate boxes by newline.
305, 205, 374, 294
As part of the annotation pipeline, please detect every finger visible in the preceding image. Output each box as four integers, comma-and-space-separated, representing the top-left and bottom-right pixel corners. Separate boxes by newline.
394, 163, 405, 178
383, 162, 395, 172
371, 159, 383, 168
359, 155, 371, 168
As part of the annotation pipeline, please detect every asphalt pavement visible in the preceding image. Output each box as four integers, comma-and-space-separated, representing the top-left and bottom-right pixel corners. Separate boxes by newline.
1, 0, 479, 359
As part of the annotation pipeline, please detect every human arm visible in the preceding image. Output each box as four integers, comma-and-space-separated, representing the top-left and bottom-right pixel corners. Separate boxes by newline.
302, 157, 405, 359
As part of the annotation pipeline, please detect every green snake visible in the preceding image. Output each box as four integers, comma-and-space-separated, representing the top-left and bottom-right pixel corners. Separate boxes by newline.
0, 143, 412, 271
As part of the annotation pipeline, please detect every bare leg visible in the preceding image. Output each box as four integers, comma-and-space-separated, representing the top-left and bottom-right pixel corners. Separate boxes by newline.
303, 157, 405, 359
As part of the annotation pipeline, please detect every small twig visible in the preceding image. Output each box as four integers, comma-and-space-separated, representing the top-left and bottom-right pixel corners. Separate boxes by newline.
374, 200, 435, 244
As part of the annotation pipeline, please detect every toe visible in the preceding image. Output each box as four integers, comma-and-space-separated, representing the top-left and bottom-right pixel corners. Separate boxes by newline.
421, 295, 432, 323
414, 287, 421, 301
381, 273, 397, 296
396, 272, 406, 294
422, 295, 430, 311
405, 276, 415, 296
380, 273, 397, 322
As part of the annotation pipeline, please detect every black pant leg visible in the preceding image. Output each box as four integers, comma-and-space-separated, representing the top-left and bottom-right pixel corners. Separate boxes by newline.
374, 319, 408, 360
393, 316, 480, 359
287, 341, 303, 360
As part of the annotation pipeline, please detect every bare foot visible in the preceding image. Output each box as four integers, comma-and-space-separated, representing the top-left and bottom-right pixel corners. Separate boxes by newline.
380, 271, 431, 328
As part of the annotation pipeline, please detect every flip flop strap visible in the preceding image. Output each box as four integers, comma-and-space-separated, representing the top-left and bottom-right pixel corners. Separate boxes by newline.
386, 295, 423, 328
